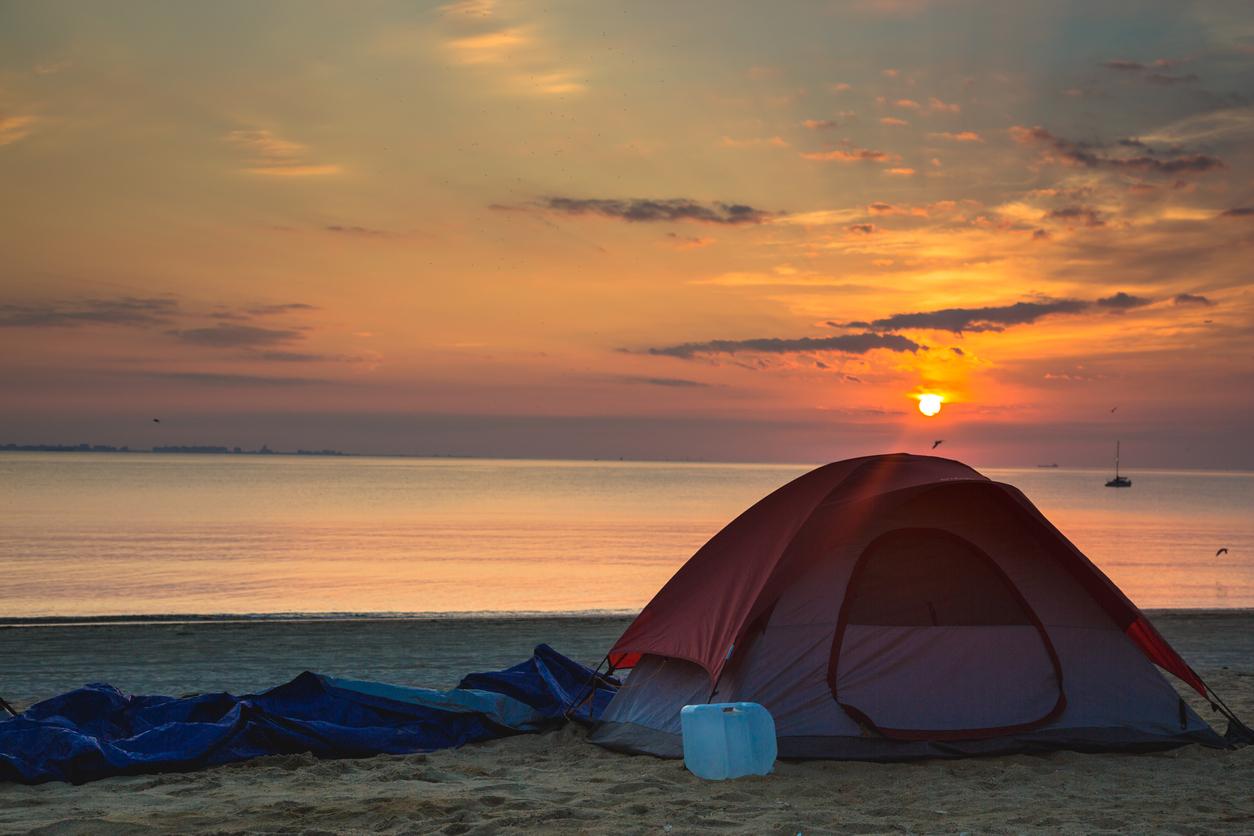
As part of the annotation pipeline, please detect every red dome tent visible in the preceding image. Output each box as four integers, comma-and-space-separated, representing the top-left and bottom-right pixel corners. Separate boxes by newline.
591, 454, 1243, 758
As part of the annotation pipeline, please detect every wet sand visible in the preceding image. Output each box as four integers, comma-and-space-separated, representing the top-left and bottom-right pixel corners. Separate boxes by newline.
1, 611, 1251, 834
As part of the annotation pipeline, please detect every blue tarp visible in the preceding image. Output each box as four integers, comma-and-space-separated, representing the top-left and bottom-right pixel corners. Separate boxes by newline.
0, 644, 617, 785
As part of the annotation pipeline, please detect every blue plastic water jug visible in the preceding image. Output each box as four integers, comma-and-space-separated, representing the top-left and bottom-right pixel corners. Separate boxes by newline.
680, 702, 777, 780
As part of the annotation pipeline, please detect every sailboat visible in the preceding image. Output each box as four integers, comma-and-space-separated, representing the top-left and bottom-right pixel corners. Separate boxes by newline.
1105, 441, 1132, 488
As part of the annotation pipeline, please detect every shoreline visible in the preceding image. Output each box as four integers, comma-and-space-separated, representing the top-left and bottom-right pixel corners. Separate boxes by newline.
3, 605, 1251, 630
3, 610, 1252, 710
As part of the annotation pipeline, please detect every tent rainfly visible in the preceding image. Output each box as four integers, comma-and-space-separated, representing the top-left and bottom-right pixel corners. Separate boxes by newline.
591, 454, 1250, 759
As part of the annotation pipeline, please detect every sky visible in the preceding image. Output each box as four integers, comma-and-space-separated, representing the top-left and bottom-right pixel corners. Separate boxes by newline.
2, 0, 1253, 467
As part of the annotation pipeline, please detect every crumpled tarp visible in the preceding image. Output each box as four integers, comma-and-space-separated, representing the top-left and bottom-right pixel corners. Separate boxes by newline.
0, 644, 617, 785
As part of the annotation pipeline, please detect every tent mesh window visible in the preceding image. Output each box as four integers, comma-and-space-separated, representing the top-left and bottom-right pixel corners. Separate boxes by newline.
829, 527, 1065, 740
843, 528, 1034, 627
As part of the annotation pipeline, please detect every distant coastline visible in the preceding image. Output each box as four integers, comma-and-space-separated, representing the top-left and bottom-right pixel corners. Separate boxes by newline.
0, 442, 349, 456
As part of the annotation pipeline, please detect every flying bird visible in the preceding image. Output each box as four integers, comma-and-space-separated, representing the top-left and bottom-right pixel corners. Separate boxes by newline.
1216, 548, 1229, 556
152, 418, 161, 423
932, 440, 944, 449
1110, 406, 1118, 413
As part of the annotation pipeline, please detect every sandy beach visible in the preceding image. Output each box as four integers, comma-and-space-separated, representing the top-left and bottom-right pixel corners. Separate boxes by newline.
1, 611, 1251, 834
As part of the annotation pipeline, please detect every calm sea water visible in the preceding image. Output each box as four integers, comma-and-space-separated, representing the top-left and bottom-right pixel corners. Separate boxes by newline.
1, 453, 1251, 618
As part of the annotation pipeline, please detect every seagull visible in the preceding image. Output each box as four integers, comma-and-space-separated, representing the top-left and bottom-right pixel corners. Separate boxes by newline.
152, 418, 161, 423
1110, 406, 1118, 413
1216, 548, 1229, 556
932, 440, 944, 449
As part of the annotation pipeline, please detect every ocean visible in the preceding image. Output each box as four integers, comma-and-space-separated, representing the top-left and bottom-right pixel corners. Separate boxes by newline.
2, 452, 1252, 619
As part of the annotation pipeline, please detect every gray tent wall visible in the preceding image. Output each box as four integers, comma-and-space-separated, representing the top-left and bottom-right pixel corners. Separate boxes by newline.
591, 481, 1223, 759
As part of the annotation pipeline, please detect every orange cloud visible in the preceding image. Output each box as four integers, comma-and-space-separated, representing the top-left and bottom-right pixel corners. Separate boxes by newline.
447, 28, 529, 63
929, 130, 984, 142
225, 129, 341, 177
880, 117, 910, 127
247, 164, 342, 177
868, 202, 930, 217
0, 115, 38, 147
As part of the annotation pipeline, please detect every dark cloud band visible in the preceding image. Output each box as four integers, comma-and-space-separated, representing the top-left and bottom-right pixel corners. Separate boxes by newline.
0, 297, 177, 328
1012, 126, 1223, 175
541, 197, 777, 225
840, 299, 1090, 334
646, 333, 920, 359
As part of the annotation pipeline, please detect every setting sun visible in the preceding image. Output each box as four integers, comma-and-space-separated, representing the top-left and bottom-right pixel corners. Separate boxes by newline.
918, 394, 944, 417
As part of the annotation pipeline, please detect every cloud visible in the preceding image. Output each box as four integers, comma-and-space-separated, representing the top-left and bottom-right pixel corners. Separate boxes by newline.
0, 297, 177, 328
247, 164, 341, 178
800, 146, 894, 162
608, 375, 710, 388
446, 27, 528, 63
867, 201, 931, 217
255, 351, 334, 362
518, 70, 585, 95
225, 129, 341, 177
842, 293, 1158, 335
167, 324, 304, 348
1010, 125, 1223, 175
1098, 59, 1199, 86
1147, 72, 1199, 86
1173, 293, 1215, 306
929, 130, 983, 142
436, 12, 584, 96
1137, 107, 1254, 145
885, 167, 916, 176
1220, 207, 1254, 217
841, 299, 1090, 333
324, 224, 395, 238
253, 350, 367, 364
1048, 206, 1105, 227
893, 98, 921, 110
880, 117, 909, 127
540, 197, 777, 225
248, 303, 317, 316
0, 115, 38, 148
665, 232, 715, 249
645, 333, 921, 358
928, 97, 961, 113
802, 117, 852, 130
847, 223, 877, 234
1095, 291, 1152, 309
225, 130, 305, 158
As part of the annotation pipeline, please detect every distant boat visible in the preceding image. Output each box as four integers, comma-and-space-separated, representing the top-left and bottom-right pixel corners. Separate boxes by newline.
1105, 441, 1131, 488
1037, 463, 1059, 468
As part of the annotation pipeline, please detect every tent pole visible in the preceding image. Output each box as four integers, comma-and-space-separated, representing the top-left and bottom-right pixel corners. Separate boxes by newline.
0, 693, 17, 718
562, 654, 611, 721
1203, 681, 1254, 746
